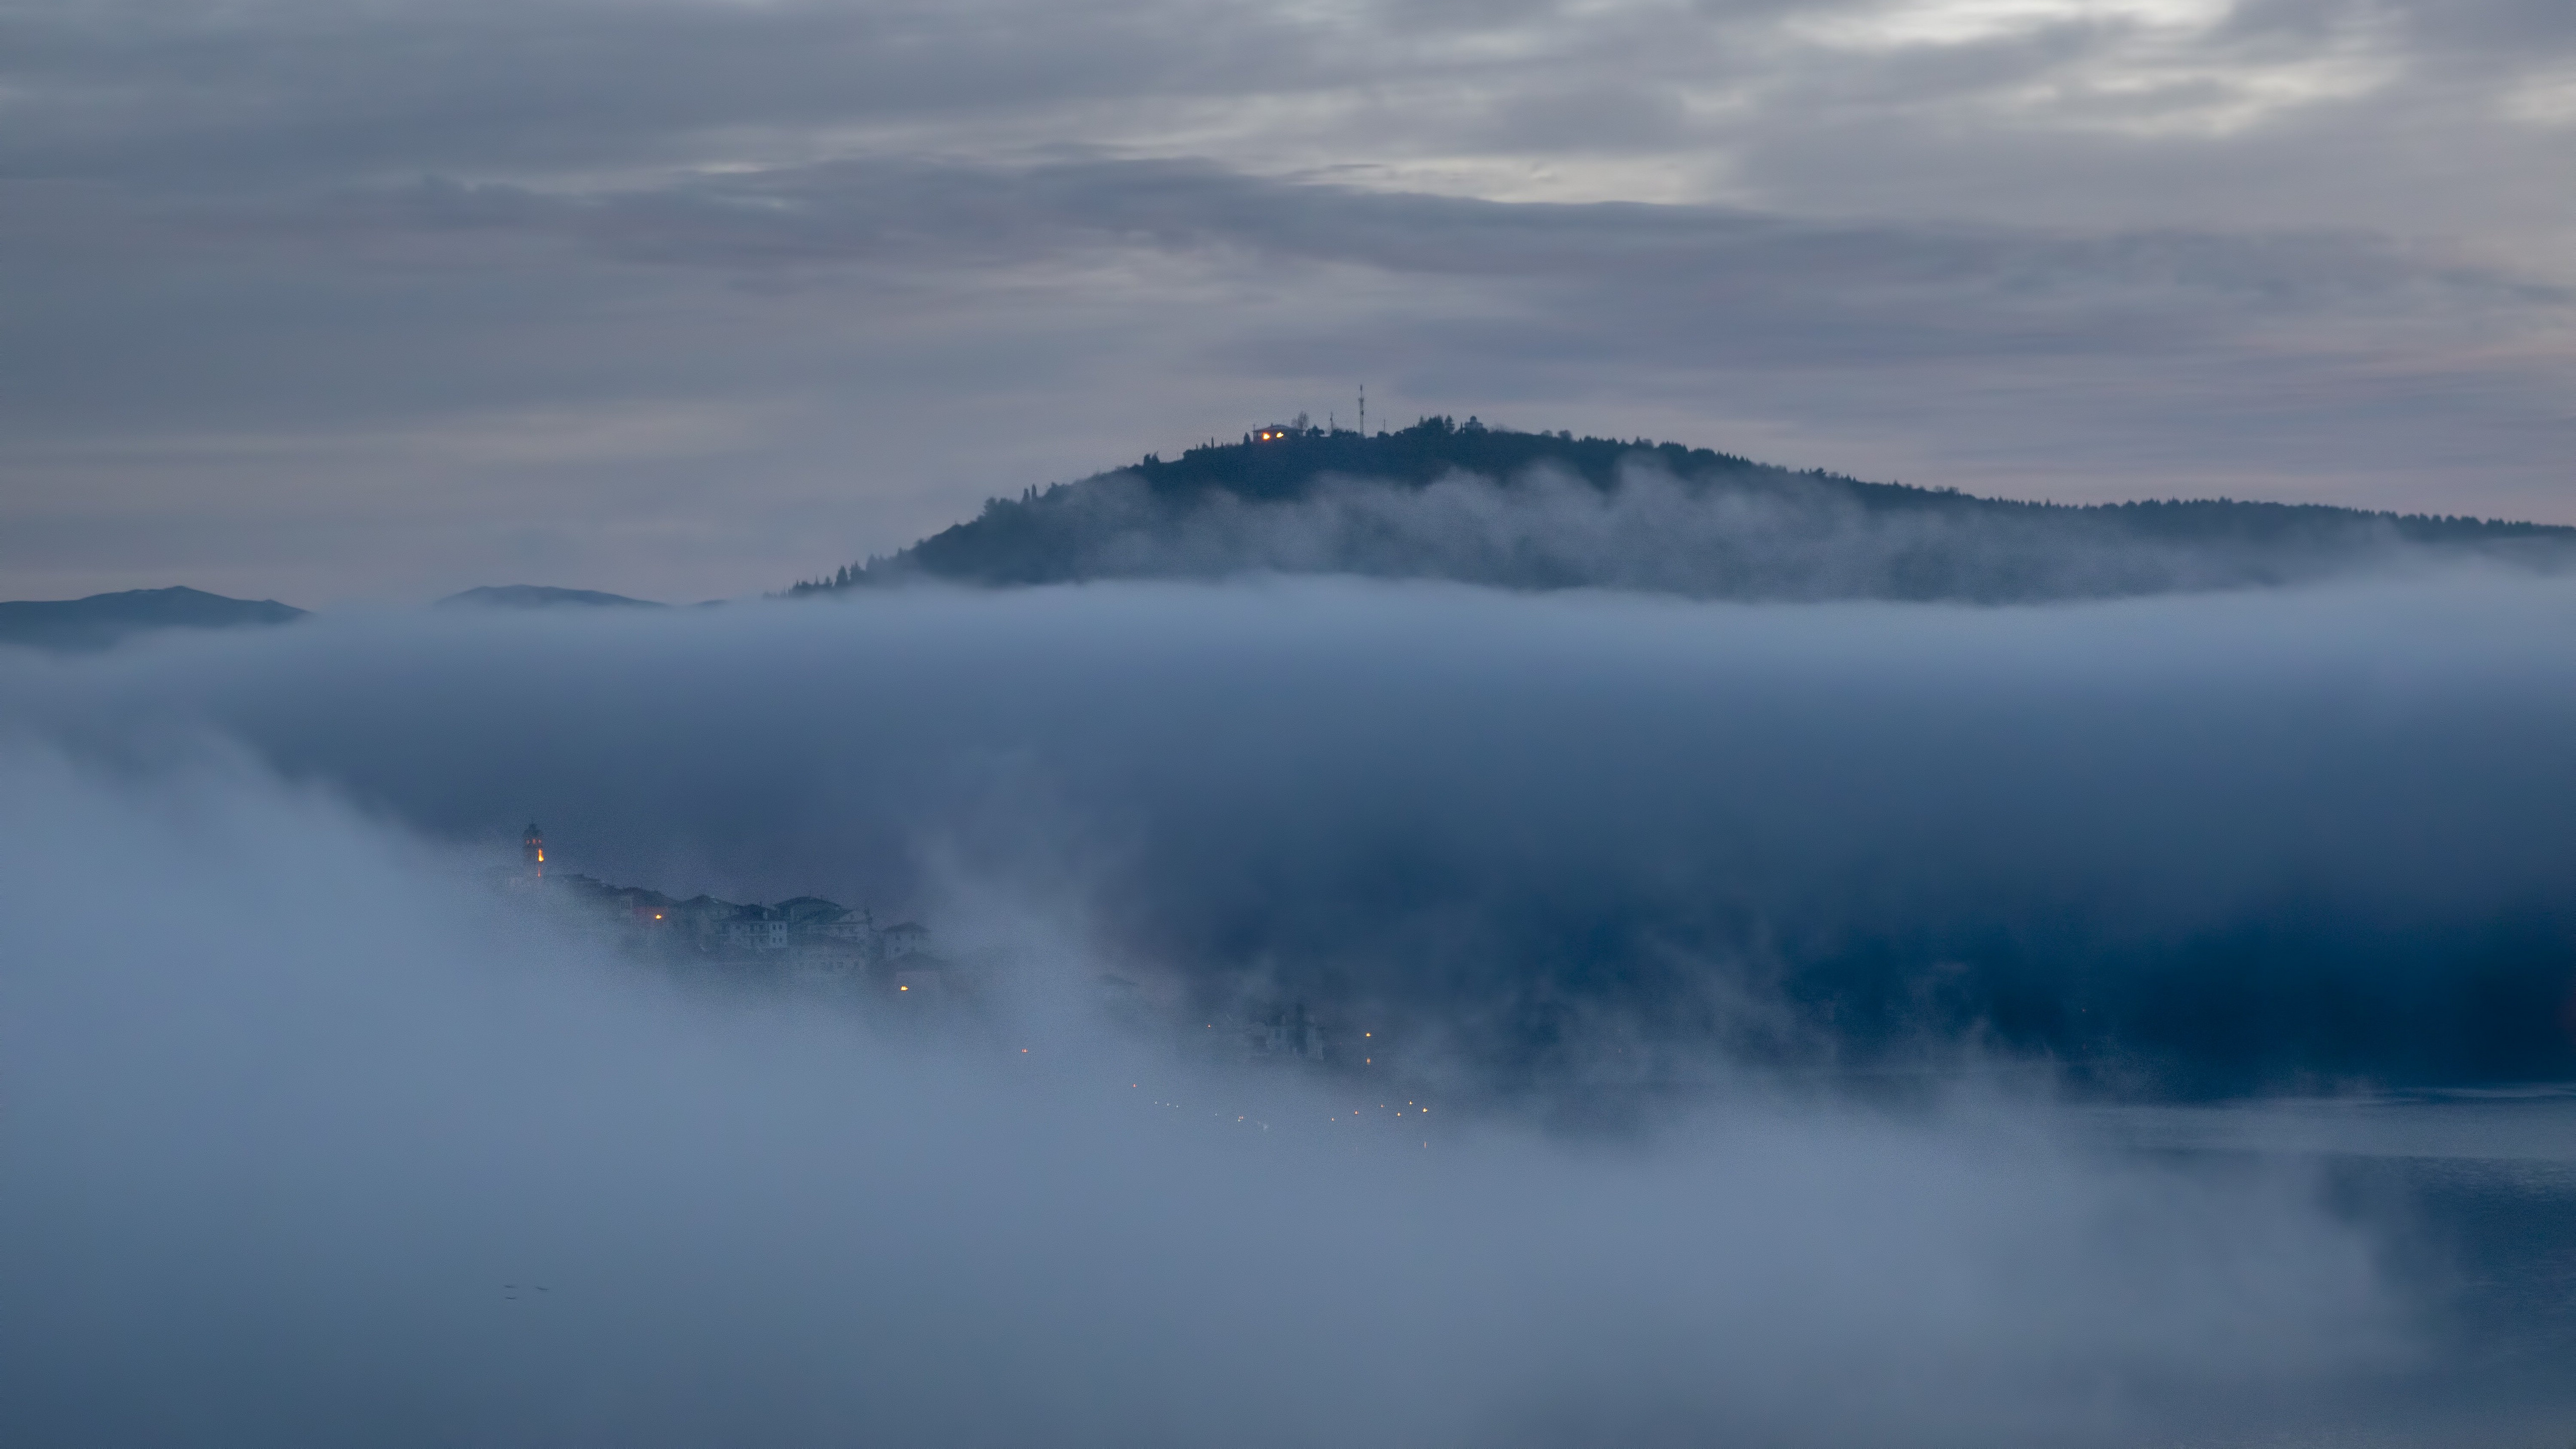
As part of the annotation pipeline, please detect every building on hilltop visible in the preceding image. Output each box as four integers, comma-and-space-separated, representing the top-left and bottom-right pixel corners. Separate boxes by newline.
659, 895, 736, 941
703, 896, 930, 977
774, 897, 877, 972
723, 904, 791, 953
501, 822, 550, 889
775, 896, 876, 939
1253, 413, 1318, 444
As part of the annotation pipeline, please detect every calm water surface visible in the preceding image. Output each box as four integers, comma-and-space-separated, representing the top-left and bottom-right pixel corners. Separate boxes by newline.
2095, 1086, 2576, 1448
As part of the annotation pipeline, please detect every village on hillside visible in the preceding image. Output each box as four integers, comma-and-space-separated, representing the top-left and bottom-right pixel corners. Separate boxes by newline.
506, 825, 949, 996
504, 824, 1351, 1065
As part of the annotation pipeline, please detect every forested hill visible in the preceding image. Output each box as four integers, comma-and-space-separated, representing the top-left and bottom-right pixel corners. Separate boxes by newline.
794, 418, 2576, 602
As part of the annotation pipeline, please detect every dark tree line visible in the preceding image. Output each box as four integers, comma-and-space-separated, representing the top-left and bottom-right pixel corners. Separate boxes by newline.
785, 417, 2576, 599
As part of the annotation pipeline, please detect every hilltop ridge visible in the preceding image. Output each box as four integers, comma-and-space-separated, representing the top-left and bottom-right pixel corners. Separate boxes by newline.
0, 586, 305, 652
792, 418, 2573, 603
438, 585, 664, 610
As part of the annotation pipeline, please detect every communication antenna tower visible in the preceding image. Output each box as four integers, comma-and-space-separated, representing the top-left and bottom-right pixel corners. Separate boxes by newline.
1358, 384, 1366, 437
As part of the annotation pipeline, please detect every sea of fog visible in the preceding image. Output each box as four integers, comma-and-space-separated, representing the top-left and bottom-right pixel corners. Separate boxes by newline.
4, 573, 2574, 1446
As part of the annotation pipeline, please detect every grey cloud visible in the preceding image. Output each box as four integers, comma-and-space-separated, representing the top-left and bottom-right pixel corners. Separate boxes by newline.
350, 160, 2572, 500
340, 157, 2560, 343
2, 1, 2567, 207
5, 147, 2567, 605
0, 1, 1232, 180
3, 0, 2572, 600
1480, 83, 1698, 153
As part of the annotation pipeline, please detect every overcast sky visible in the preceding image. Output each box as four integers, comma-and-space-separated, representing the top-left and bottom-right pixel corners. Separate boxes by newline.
4, 0, 2571, 604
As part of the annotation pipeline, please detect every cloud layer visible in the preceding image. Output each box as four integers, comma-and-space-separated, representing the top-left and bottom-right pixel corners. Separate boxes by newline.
16, 572, 2576, 1092
8, 572, 2576, 1441
0, 708, 2476, 1447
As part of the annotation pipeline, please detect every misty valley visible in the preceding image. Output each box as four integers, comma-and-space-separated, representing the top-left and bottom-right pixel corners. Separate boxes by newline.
6, 552, 2576, 1447
10, 0, 2576, 1435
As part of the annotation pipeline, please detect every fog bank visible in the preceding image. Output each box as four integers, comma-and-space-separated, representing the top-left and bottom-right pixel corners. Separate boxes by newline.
10, 572, 2573, 1092
0, 744, 2447, 1446
9, 573, 2576, 1442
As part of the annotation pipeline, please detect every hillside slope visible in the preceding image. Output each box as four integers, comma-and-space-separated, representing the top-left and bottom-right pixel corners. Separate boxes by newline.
0, 586, 306, 651
794, 418, 2574, 602
437, 585, 664, 610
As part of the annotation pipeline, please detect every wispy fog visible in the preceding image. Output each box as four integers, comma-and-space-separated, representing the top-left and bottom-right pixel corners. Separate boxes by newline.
5, 575, 2575, 1442
0, 741, 2461, 1446
899, 458, 2574, 600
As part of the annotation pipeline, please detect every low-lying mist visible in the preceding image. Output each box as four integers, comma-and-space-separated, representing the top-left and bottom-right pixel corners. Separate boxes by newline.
7, 573, 2576, 1442
11, 570, 2573, 1093
0, 743, 2466, 1446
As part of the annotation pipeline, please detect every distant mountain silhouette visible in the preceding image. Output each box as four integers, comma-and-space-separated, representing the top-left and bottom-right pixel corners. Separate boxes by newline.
790, 418, 2576, 603
438, 585, 664, 610
0, 586, 305, 652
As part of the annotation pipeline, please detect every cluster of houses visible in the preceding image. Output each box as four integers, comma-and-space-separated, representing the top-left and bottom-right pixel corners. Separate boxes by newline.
514, 825, 943, 993
505, 829, 1362, 1056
